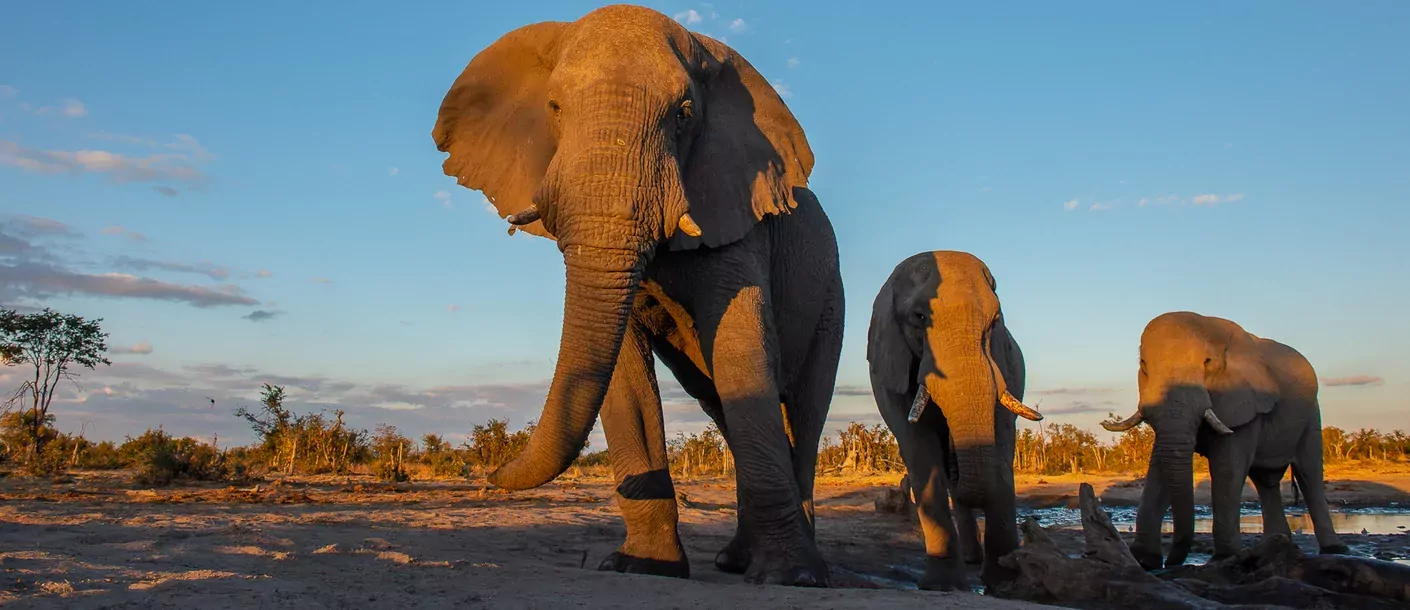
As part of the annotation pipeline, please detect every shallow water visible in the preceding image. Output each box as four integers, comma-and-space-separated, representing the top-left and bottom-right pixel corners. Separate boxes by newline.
1019, 504, 1410, 535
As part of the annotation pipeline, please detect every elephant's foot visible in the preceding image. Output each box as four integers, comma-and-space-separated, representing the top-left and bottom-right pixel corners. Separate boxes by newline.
713, 531, 750, 574
597, 551, 690, 579
1319, 543, 1350, 555
918, 556, 969, 592
1131, 545, 1163, 571
962, 546, 984, 566
741, 539, 829, 587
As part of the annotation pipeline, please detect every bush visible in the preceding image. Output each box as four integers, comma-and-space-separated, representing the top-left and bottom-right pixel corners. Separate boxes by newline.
121, 429, 228, 487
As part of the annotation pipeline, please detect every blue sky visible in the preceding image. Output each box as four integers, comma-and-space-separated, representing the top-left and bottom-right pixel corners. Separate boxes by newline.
2, 1, 1406, 448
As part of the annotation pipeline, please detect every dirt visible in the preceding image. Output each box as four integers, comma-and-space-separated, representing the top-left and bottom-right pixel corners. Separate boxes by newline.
2, 468, 1407, 609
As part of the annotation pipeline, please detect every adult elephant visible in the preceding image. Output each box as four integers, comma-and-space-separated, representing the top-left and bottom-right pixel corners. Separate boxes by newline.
431, 5, 843, 587
867, 251, 1043, 590
1102, 311, 1348, 570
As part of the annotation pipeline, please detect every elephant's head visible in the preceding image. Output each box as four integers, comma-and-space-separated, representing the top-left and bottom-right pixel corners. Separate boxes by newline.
432, 5, 813, 490
1102, 311, 1279, 566
868, 251, 1041, 507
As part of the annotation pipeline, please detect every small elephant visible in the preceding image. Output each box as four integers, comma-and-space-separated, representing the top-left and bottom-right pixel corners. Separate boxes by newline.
867, 251, 1043, 590
432, 5, 843, 586
1103, 311, 1347, 569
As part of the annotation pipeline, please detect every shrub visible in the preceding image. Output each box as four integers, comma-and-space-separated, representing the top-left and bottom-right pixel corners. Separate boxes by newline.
122, 429, 228, 487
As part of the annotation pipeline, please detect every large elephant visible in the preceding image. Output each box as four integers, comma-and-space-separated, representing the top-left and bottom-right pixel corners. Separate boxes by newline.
1102, 311, 1347, 569
867, 251, 1043, 590
431, 5, 843, 586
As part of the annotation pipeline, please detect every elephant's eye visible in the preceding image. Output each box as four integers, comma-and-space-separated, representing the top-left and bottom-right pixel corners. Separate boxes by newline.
679, 99, 694, 119
547, 99, 562, 116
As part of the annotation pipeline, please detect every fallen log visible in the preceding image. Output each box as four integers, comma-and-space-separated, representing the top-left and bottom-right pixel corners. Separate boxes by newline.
991, 482, 1410, 610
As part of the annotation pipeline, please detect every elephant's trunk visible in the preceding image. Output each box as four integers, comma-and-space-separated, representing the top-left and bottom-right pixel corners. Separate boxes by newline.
928, 356, 997, 508
487, 239, 646, 490
1159, 445, 1196, 567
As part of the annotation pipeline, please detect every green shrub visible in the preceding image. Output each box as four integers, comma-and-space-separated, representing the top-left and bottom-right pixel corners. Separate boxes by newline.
122, 429, 228, 487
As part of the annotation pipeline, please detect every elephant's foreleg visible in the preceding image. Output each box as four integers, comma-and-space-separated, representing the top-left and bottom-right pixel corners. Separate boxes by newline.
707, 286, 826, 587
953, 502, 983, 565
696, 395, 752, 575
1132, 458, 1169, 570
1292, 424, 1348, 554
598, 317, 688, 578
1250, 465, 1292, 539
1206, 434, 1253, 561
877, 393, 966, 591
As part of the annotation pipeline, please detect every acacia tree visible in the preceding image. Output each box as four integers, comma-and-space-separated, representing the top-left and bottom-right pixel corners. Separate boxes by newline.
0, 308, 111, 458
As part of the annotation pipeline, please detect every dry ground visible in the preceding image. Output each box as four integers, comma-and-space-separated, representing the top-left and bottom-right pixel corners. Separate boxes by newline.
2, 467, 1407, 609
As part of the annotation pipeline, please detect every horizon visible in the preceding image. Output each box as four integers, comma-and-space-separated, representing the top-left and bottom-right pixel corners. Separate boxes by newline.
2, 1, 1406, 449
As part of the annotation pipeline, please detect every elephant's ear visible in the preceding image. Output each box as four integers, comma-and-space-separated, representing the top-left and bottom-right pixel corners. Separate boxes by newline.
868, 282, 915, 396
990, 315, 1026, 401
668, 34, 814, 251
1206, 332, 1278, 429
431, 21, 568, 240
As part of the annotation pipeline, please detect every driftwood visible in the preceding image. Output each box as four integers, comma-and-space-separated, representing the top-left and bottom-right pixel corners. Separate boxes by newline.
992, 483, 1410, 610
873, 474, 919, 523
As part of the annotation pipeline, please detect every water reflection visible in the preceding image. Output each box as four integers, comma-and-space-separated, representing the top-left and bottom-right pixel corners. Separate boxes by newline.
1014, 505, 1410, 535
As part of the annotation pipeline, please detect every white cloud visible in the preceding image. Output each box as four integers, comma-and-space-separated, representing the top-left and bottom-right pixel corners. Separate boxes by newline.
388, 167, 399, 176
1192, 193, 1243, 206
112, 341, 153, 355
728, 18, 748, 33
60, 99, 87, 118
434, 190, 453, 208
0, 139, 208, 188
479, 192, 497, 215
772, 81, 793, 99
674, 9, 703, 24
447, 304, 461, 314
980, 186, 992, 193
1138, 197, 1149, 207
1089, 202, 1112, 212
256, 269, 273, 278
1063, 199, 1080, 211
787, 57, 800, 69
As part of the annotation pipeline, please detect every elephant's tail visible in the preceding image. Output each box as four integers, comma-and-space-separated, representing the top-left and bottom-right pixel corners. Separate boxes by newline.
1289, 468, 1302, 506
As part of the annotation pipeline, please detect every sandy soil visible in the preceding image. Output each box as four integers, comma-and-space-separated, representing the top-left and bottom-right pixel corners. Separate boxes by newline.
2, 468, 1407, 609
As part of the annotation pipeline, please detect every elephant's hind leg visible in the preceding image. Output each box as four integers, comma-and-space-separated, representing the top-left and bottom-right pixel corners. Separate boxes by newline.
1292, 424, 1348, 555
782, 279, 844, 541
598, 317, 689, 578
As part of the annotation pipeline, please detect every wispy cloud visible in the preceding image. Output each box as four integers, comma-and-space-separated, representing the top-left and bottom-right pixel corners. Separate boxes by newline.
787, 57, 800, 69
1191, 193, 1244, 206
311, 277, 333, 285
433, 190, 453, 208
242, 310, 282, 323
1089, 201, 1112, 212
153, 186, 180, 197
255, 269, 273, 279
1322, 375, 1383, 387
447, 304, 461, 314
1063, 199, 1080, 211
728, 18, 748, 33
0, 139, 209, 189
0, 85, 16, 100
772, 81, 793, 99
7, 215, 78, 238
674, 9, 703, 25
110, 255, 229, 281
388, 167, 399, 176
100, 225, 149, 242
1031, 387, 1115, 396
0, 261, 259, 308
112, 341, 153, 355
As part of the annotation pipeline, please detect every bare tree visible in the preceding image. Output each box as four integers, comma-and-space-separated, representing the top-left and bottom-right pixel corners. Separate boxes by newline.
0, 308, 110, 459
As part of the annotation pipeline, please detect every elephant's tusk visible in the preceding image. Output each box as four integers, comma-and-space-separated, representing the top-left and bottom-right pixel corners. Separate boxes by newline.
1203, 409, 1234, 435
1101, 410, 1144, 432
907, 385, 930, 424
1000, 392, 1043, 421
507, 204, 541, 226
677, 213, 702, 237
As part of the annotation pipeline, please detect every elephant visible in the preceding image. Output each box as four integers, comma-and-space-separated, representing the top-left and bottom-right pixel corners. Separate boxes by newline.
1102, 311, 1348, 570
431, 5, 844, 587
866, 250, 1044, 590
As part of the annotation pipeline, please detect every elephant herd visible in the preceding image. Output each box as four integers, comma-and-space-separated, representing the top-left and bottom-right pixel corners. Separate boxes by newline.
431, 4, 1346, 592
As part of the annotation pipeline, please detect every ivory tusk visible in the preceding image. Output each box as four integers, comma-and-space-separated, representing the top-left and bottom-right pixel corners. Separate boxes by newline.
1000, 391, 1044, 421
907, 385, 930, 423
1203, 409, 1234, 435
678, 213, 702, 237
1102, 410, 1144, 432
506, 204, 541, 226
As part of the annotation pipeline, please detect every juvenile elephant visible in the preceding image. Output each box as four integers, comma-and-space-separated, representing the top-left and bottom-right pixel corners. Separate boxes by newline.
867, 251, 1043, 590
432, 5, 843, 586
1103, 311, 1347, 569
